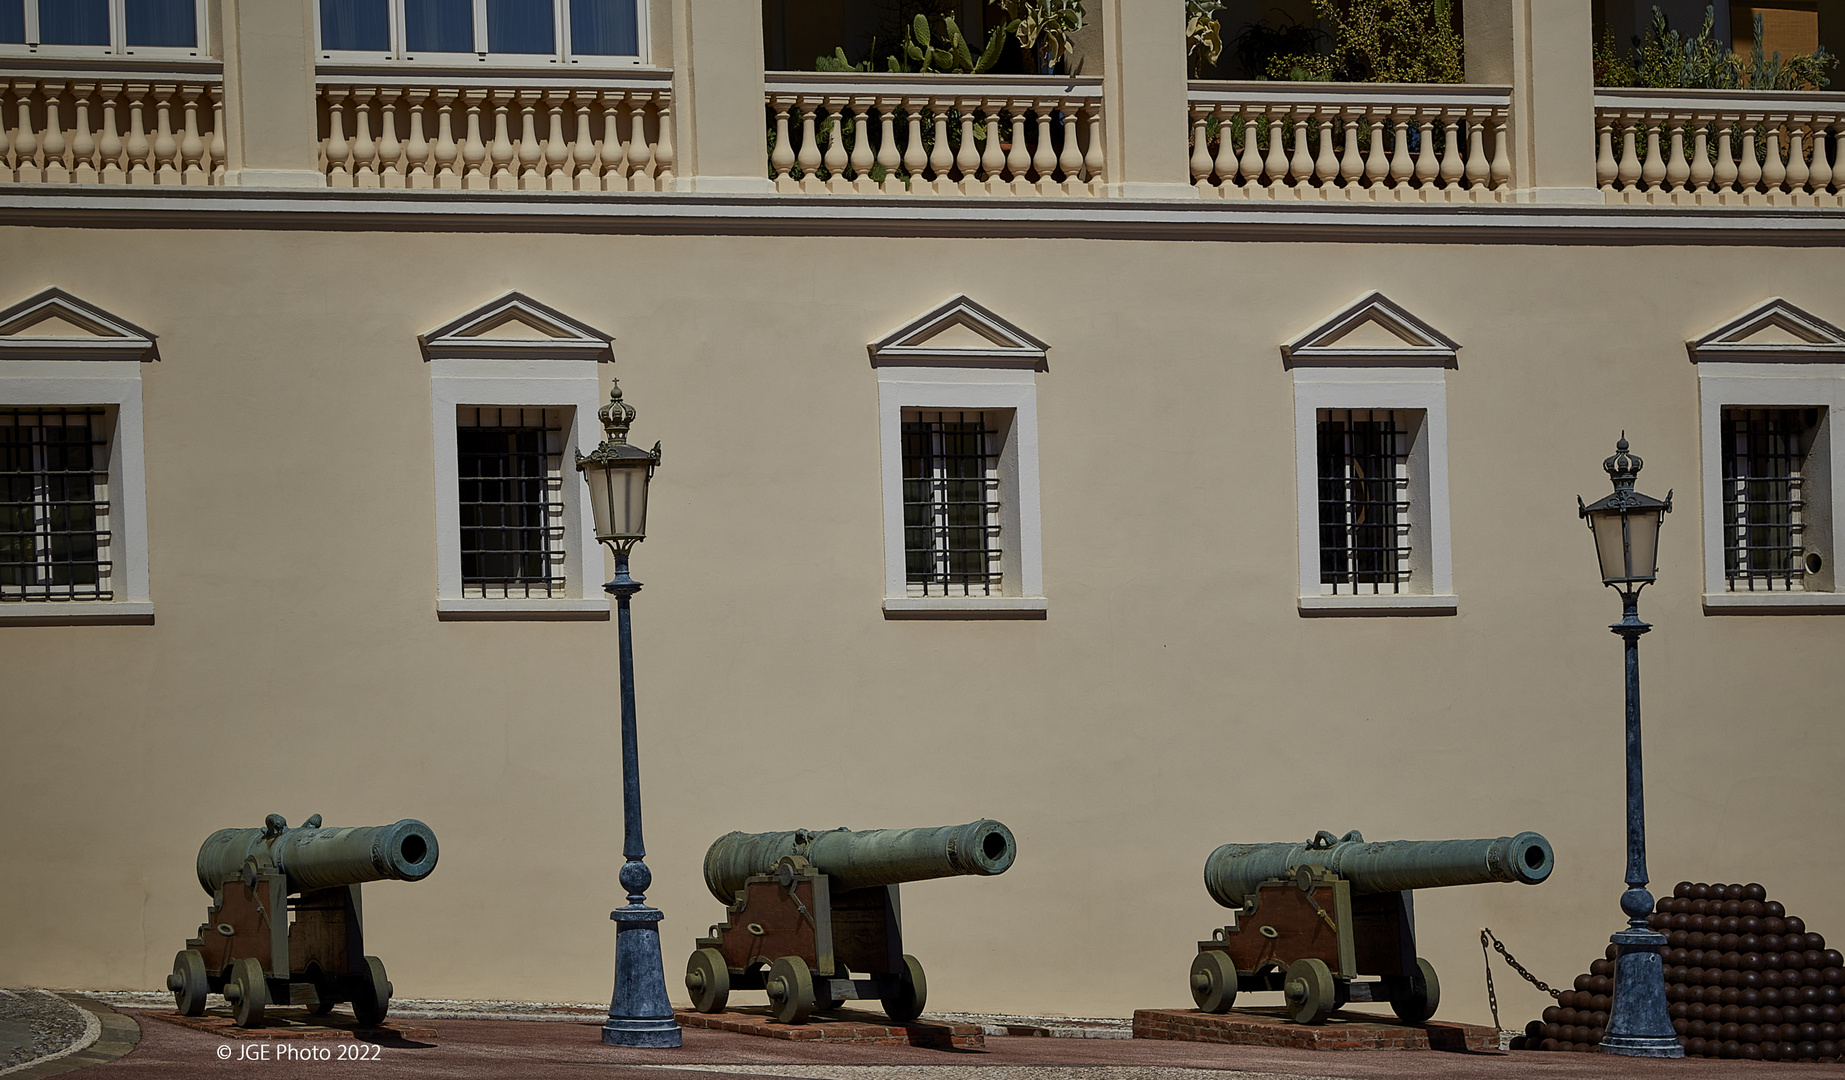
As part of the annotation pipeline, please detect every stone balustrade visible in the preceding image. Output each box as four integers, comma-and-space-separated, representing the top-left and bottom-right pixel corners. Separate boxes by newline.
0, 70, 223, 185
1595, 89, 1844, 206
1188, 82, 1512, 202
764, 73, 1104, 195
316, 71, 673, 190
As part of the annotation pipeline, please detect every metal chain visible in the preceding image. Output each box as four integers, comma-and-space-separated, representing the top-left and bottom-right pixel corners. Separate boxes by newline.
1481, 926, 1562, 1036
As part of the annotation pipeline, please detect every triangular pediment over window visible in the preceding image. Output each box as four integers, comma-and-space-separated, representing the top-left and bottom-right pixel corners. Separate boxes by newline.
868, 295, 1050, 369
1281, 292, 1460, 367
419, 292, 614, 361
0, 288, 158, 361
1687, 298, 1845, 362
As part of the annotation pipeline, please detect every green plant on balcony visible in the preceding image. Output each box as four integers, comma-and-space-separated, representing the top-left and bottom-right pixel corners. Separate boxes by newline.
1226, 11, 1325, 80
1262, 0, 1464, 83
998, 0, 1085, 74
1187, 0, 1227, 78
1594, 6, 1835, 90
814, 13, 1007, 74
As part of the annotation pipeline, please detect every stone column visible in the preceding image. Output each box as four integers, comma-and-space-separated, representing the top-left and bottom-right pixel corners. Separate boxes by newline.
1466, 0, 1601, 202
219, 0, 323, 187
669, 0, 774, 193
1093, 0, 1194, 199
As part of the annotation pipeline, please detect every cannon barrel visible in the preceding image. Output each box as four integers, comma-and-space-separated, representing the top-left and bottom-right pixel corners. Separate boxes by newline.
1204, 830, 1553, 908
197, 817, 439, 895
703, 819, 1015, 903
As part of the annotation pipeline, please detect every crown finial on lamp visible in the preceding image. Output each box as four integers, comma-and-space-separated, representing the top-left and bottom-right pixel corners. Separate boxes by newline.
599, 379, 637, 444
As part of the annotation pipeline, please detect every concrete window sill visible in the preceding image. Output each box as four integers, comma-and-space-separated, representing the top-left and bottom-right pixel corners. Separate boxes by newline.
0, 601, 155, 625
437, 598, 610, 621
883, 596, 1048, 619
1298, 594, 1458, 616
1702, 592, 1845, 614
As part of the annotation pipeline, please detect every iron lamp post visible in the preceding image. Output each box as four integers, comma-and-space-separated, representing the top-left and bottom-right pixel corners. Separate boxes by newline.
577, 380, 680, 1049
1577, 435, 1681, 1059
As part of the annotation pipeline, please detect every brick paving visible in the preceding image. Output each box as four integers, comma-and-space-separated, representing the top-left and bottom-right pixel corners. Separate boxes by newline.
675, 1006, 982, 1048
1133, 1008, 1495, 1051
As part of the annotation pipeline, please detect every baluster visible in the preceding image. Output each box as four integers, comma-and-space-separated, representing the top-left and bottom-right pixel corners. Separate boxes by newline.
1616, 113, 1641, 193
1288, 113, 1313, 187
1660, 114, 1687, 194
431, 91, 459, 189
0, 83, 11, 183
404, 92, 431, 189
1463, 109, 1489, 193
1762, 122, 1787, 196
1738, 122, 1761, 194
70, 84, 96, 183
1339, 112, 1363, 189
1640, 115, 1665, 193
376, 90, 403, 188
989, 103, 1015, 189
824, 101, 850, 190
1596, 112, 1617, 191
1313, 111, 1338, 191
1438, 111, 1464, 192
1808, 121, 1833, 196
1006, 103, 1031, 190
152, 86, 180, 185
541, 91, 568, 189
1364, 110, 1389, 192
1211, 107, 1239, 188
849, 100, 875, 190
1388, 113, 1413, 189
1263, 111, 1288, 187
41, 82, 68, 183
570, 92, 596, 190
513, 92, 541, 189
180, 86, 207, 185
1030, 105, 1055, 190
324, 87, 351, 186
351, 90, 378, 188
653, 96, 674, 185
876, 99, 902, 192
627, 93, 655, 189
1689, 115, 1713, 193
1714, 117, 1738, 194
1786, 119, 1810, 196
957, 101, 983, 190
13, 83, 40, 183
95, 85, 123, 183
598, 92, 627, 191
1413, 112, 1438, 189
795, 99, 821, 189
124, 89, 151, 184
902, 102, 929, 190
1190, 108, 1212, 188
770, 101, 795, 188
1238, 111, 1264, 188
928, 102, 954, 190
1490, 110, 1511, 191
977, 102, 1004, 191
485, 92, 513, 189
461, 90, 489, 189
209, 86, 224, 184
1082, 102, 1104, 185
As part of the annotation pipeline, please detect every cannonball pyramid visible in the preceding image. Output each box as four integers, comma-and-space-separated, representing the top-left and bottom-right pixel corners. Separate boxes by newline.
1517, 881, 1844, 1061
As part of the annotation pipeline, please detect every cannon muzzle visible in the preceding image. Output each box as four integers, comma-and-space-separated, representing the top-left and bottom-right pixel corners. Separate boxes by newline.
703, 819, 1014, 903
197, 815, 439, 895
1204, 829, 1553, 908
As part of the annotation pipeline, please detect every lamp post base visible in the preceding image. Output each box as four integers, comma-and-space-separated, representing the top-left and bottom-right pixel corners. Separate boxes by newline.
1600, 927, 1683, 1058
603, 904, 683, 1048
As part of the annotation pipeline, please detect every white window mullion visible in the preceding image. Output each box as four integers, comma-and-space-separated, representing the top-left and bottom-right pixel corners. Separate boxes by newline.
110, 0, 125, 53
556, 0, 571, 62
473, 0, 489, 55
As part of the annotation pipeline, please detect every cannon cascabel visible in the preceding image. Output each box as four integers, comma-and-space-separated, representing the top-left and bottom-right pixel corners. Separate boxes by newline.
1204, 830, 1553, 909
702, 819, 1015, 903
196, 816, 439, 894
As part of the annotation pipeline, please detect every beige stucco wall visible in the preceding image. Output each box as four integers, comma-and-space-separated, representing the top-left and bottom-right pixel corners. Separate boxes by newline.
1, 224, 1841, 1033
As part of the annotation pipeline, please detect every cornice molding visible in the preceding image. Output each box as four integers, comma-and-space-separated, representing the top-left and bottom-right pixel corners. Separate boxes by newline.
1687, 298, 1845, 362
869, 295, 1050, 369
418, 291, 614, 361
1282, 292, 1460, 367
0, 287, 159, 361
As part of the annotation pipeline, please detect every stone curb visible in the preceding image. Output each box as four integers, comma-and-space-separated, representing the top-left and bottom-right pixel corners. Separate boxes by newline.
0, 995, 137, 1080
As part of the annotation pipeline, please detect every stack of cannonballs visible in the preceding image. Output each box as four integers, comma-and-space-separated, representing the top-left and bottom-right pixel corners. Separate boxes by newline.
1520, 881, 1844, 1061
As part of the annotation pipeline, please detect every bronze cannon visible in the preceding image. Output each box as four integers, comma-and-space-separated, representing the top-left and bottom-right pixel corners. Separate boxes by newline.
1190, 829, 1553, 1024
168, 814, 438, 1028
687, 820, 1015, 1024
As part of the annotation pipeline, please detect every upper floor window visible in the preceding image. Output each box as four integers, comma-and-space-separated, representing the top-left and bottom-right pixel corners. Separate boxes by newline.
902, 408, 1003, 598
1721, 406, 1824, 592
0, 0, 206, 58
317, 0, 645, 64
1, 406, 112, 602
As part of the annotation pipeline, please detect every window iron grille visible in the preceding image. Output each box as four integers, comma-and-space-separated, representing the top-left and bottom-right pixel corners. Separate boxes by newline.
457, 406, 567, 598
0, 406, 112, 601
1722, 406, 1819, 592
1318, 408, 1412, 595
902, 409, 1001, 597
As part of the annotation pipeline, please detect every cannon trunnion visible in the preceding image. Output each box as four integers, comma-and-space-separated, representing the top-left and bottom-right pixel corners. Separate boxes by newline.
1190, 829, 1554, 1025
167, 813, 438, 1028
687, 821, 1015, 1024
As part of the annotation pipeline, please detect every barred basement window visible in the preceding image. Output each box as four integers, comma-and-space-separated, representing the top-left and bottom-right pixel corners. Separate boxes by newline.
1723, 406, 1822, 591
0, 406, 111, 601
1318, 408, 1413, 595
456, 406, 566, 598
902, 409, 1001, 597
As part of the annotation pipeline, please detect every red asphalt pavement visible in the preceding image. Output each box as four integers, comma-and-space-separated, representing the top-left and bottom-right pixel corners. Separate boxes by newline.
74, 1010, 1845, 1080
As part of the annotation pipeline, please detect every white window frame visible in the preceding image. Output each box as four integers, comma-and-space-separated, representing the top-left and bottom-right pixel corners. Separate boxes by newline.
315, 0, 650, 67
871, 296, 1047, 617
1, 0, 209, 60
1284, 294, 1457, 615
0, 288, 154, 624
421, 293, 613, 620
1689, 300, 1845, 613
